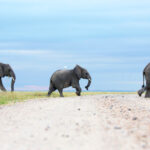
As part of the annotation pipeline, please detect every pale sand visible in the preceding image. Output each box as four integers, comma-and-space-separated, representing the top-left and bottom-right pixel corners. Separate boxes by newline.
0, 94, 150, 150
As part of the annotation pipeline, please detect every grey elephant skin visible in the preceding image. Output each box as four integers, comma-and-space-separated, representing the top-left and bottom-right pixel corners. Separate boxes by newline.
48, 65, 91, 97
138, 63, 150, 98
0, 63, 16, 92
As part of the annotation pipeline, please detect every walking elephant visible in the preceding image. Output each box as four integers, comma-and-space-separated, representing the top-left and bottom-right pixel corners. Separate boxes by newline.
138, 63, 150, 98
48, 65, 91, 97
0, 63, 16, 92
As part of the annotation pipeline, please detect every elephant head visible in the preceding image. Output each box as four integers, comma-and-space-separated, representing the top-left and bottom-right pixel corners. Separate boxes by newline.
74, 65, 91, 90
0, 63, 16, 92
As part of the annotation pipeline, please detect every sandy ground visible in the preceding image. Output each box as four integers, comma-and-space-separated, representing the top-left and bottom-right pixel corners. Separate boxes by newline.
0, 94, 150, 150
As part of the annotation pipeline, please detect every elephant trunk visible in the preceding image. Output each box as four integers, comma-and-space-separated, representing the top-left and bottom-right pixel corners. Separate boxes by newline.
11, 73, 16, 92
85, 76, 91, 90
138, 86, 146, 97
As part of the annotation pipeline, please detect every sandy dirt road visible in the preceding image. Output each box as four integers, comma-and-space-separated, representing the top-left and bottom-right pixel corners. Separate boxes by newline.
0, 94, 150, 150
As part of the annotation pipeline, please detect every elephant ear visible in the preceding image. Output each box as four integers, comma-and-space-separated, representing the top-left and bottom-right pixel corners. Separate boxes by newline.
0, 66, 4, 77
74, 65, 82, 79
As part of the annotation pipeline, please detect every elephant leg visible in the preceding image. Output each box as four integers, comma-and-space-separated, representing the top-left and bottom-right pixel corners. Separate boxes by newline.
58, 88, 64, 97
145, 89, 150, 98
75, 86, 81, 96
0, 78, 6, 91
48, 85, 56, 96
72, 83, 82, 96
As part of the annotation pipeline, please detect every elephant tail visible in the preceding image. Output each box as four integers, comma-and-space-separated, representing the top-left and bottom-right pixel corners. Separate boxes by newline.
142, 71, 145, 88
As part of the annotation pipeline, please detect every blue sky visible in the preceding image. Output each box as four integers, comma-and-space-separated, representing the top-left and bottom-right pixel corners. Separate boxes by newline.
0, 0, 150, 91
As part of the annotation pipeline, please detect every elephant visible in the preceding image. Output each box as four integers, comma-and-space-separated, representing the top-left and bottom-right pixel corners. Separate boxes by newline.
138, 63, 150, 98
48, 65, 91, 97
0, 63, 16, 92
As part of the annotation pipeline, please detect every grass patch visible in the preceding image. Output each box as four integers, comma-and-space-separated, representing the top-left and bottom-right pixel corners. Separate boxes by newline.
0, 92, 55, 105
0, 91, 135, 105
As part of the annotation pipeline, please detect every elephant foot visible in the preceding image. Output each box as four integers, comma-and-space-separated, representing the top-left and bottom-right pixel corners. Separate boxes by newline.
76, 92, 81, 96
0, 88, 6, 92
138, 93, 141, 97
145, 89, 150, 98
47, 92, 51, 97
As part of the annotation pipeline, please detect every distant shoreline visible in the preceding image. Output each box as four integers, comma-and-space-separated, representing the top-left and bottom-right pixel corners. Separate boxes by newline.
8, 90, 137, 92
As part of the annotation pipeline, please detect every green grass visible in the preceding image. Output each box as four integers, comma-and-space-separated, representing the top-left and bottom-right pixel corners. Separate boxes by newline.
0, 91, 135, 105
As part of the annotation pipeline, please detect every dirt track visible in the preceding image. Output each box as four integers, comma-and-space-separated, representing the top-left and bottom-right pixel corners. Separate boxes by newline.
0, 94, 150, 150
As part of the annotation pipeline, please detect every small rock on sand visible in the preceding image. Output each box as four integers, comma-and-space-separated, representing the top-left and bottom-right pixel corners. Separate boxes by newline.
132, 117, 138, 120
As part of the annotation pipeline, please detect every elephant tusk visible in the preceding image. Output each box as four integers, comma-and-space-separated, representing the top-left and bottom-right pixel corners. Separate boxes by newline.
88, 79, 91, 81
12, 77, 15, 81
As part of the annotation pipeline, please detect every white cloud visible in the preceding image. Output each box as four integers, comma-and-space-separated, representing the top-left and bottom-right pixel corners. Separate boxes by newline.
64, 66, 68, 69
16, 85, 48, 91
0, 49, 73, 58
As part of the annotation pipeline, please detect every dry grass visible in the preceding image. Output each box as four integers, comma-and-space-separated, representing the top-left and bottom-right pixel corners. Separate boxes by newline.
0, 91, 135, 105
